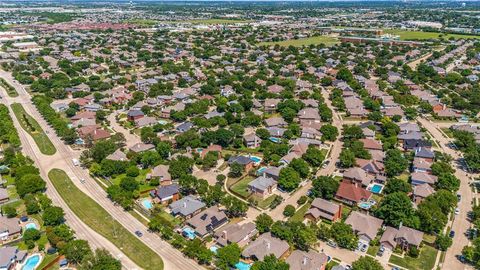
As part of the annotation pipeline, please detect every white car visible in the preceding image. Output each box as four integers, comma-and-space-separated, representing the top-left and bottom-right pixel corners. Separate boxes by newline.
455, 208, 460, 215
80, 178, 86, 184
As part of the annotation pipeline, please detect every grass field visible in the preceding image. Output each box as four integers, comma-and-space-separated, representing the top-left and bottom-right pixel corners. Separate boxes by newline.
11, 103, 56, 155
48, 169, 164, 270
385, 29, 480, 40
389, 245, 438, 270
258, 36, 339, 47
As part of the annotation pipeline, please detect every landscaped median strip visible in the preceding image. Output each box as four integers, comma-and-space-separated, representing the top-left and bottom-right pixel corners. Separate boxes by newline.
11, 103, 56, 155
0, 77, 18, 97
48, 169, 164, 270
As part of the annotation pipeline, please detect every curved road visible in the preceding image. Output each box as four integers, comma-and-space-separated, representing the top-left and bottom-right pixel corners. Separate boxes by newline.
0, 70, 203, 270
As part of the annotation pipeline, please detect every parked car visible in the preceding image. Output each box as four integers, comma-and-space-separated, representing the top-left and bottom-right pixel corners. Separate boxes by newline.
327, 240, 337, 248
457, 193, 462, 201
455, 208, 460, 215
449, 230, 455, 238
135, 230, 143, 237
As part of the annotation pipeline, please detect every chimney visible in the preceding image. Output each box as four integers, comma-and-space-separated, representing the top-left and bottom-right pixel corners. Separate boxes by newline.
266, 241, 270, 249
183, 201, 187, 208
303, 257, 308, 265
222, 230, 227, 239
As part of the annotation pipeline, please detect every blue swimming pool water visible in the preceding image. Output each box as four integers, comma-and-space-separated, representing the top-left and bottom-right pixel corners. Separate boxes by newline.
250, 156, 262, 163
209, 245, 219, 254
358, 202, 372, 209
235, 262, 252, 270
141, 199, 153, 210
25, 222, 37, 230
182, 227, 196, 239
370, 184, 383, 194
269, 137, 281, 143
256, 167, 267, 175
22, 254, 41, 270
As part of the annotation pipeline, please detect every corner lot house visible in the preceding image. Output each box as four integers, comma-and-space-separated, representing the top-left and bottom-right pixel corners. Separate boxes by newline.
305, 198, 343, 222
214, 222, 258, 247
242, 232, 289, 261
169, 195, 206, 219
150, 184, 179, 205
186, 206, 228, 238
345, 211, 383, 244
286, 250, 328, 270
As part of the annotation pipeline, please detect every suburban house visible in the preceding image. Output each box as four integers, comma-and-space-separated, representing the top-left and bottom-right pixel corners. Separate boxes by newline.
0, 247, 26, 270
169, 195, 206, 219
286, 250, 328, 270
0, 217, 21, 241
242, 232, 290, 261
243, 133, 261, 148
149, 165, 172, 185
412, 183, 435, 204
105, 149, 128, 161
150, 184, 179, 205
186, 206, 228, 238
248, 176, 277, 198
0, 189, 9, 204
345, 211, 383, 244
305, 198, 343, 222
228, 156, 254, 172
263, 166, 281, 181
127, 110, 144, 121
380, 226, 424, 251
335, 181, 372, 205
214, 222, 258, 247
129, 143, 155, 154
343, 167, 373, 187
412, 158, 432, 174
414, 147, 435, 162
410, 172, 437, 186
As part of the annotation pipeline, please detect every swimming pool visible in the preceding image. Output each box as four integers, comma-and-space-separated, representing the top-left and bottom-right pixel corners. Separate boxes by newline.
358, 202, 373, 210
182, 227, 196, 240
256, 167, 267, 175
22, 254, 42, 270
269, 137, 281, 143
141, 199, 153, 210
369, 184, 384, 194
25, 222, 38, 230
209, 245, 219, 254
235, 261, 252, 270
250, 156, 262, 163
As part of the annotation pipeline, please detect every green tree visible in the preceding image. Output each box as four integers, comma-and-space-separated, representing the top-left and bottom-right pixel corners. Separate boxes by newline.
339, 149, 356, 168
375, 192, 418, 228
352, 256, 383, 270
216, 243, 241, 270
228, 162, 244, 178
255, 213, 273, 234
289, 158, 310, 178
3, 205, 17, 218
278, 167, 301, 192
79, 249, 121, 270
435, 233, 453, 251
251, 254, 289, 270
436, 173, 460, 192
331, 222, 358, 250
383, 178, 411, 194
283, 205, 296, 217
385, 149, 408, 176
15, 173, 46, 197
63, 240, 92, 264
320, 124, 338, 141
43, 206, 65, 226
302, 147, 326, 167
311, 176, 339, 200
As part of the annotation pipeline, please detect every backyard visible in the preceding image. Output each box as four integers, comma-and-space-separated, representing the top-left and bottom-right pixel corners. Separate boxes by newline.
48, 169, 164, 270
11, 103, 56, 155
229, 175, 254, 198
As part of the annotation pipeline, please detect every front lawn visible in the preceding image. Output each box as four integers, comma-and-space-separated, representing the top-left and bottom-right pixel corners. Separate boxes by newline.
11, 103, 56, 155
254, 194, 281, 210
389, 245, 438, 270
48, 169, 164, 270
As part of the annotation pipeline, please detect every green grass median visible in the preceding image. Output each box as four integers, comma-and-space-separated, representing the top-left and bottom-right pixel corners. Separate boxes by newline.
11, 103, 56, 155
0, 78, 18, 97
48, 169, 164, 270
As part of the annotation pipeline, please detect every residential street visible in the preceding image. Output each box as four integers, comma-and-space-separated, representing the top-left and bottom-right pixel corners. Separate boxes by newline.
107, 110, 142, 148
418, 117, 475, 270
0, 70, 203, 270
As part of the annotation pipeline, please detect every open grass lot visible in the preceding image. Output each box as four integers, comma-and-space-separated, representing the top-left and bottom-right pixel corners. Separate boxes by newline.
11, 103, 56, 155
254, 194, 281, 210
48, 169, 164, 270
385, 29, 480, 40
289, 202, 311, 222
389, 245, 438, 270
258, 36, 339, 47
230, 175, 254, 198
